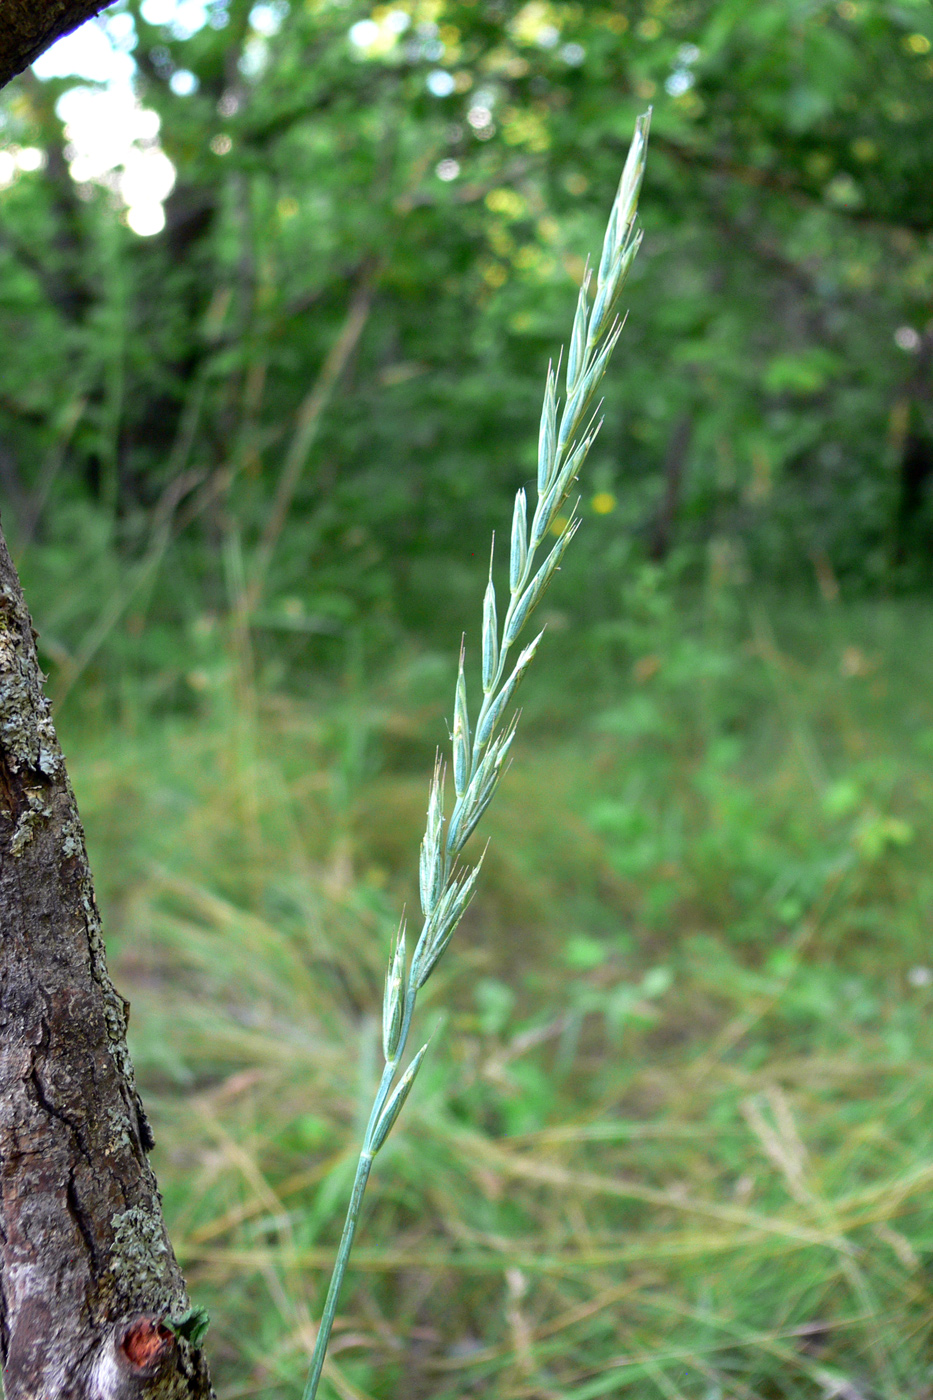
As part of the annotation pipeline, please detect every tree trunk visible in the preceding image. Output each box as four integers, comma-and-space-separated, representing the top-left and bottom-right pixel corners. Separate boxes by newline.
0, 518, 216, 1400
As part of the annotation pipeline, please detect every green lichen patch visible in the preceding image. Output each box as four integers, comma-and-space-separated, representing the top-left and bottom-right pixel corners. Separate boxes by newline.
10, 789, 52, 856
0, 584, 62, 780
110, 1206, 178, 1314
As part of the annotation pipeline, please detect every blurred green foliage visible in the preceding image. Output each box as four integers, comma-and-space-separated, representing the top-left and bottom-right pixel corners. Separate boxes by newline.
1, 0, 932, 701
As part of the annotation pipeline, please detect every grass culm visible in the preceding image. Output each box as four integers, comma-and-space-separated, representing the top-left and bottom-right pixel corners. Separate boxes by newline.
302, 111, 651, 1398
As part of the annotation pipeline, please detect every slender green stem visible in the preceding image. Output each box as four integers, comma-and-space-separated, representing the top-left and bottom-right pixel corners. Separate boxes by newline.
301, 1148, 374, 1400
299, 110, 650, 1400
303, 986, 419, 1400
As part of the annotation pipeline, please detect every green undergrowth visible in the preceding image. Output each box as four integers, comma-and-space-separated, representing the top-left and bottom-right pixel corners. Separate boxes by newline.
55, 586, 933, 1400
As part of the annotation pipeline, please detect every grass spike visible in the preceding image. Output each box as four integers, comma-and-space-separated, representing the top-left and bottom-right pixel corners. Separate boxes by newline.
382, 920, 406, 1061
473, 630, 544, 750
589, 232, 641, 345
419, 755, 445, 916
453, 641, 470, 797
509, 488, 528, 595
537, 362, 558, 495
482, 569, 498, 696
503, 518, 579, 650
302, 111, 651, 1400
414, 854, 485, 987
614, 107, 651, 243
370, 1044, 429, 1153
567, 264, 592, 396
556, 317, 624, 454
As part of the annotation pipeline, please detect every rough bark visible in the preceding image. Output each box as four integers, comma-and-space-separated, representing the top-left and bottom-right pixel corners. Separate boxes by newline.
0, 0, 113, 90
0, 517, 216, 1400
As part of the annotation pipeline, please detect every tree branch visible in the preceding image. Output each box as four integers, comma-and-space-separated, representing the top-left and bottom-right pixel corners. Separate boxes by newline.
0, 0, 113, 90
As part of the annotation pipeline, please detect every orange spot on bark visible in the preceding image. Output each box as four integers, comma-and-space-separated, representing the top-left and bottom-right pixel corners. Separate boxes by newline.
121, 1317, 173, 1369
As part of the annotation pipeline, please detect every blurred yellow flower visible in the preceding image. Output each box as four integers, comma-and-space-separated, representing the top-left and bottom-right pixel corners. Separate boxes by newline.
591, 491, 617, 515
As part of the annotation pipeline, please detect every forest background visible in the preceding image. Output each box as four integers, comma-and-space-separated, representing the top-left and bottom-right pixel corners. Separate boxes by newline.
2, 0, 933, 1396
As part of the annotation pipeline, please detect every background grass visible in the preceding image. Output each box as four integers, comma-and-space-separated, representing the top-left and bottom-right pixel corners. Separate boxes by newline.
52, 564, 933, 1400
